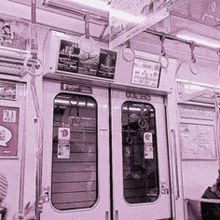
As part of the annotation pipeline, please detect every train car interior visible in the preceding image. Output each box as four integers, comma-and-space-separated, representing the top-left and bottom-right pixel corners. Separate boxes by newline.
0, 0, 220, 219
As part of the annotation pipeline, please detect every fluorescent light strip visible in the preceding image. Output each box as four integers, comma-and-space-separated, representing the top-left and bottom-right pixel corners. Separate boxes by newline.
177, 31, 220, 49
68, 0, 146, 23
110, 9, 145, 23
69, 0, 110, 11
176, 78, 220, 90
0, 46, 28, 54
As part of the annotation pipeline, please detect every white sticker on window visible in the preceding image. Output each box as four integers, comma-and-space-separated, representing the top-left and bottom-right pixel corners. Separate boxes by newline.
143, 132, 153, 159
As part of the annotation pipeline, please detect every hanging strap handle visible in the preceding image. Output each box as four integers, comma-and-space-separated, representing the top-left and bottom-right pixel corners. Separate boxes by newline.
159, 35, 169, 69
189, 43, 199, 75
85, 12, 90, 39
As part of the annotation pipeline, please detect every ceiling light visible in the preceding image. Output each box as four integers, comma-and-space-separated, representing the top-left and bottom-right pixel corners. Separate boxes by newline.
176, 30, 220, 49
69, 0, 110, 11
68, 0, 145, 23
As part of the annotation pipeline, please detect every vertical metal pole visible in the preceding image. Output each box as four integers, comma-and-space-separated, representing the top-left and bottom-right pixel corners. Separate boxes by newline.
84, 12, 90, 39
30, 1, 42, 219
30, 77, 43, 220
214, 94, 220, 169
31, 0, 36, 24
18, 84, 27, 215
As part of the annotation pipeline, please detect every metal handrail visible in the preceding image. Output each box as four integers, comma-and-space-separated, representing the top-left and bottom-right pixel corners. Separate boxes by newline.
185, 198, 220, 204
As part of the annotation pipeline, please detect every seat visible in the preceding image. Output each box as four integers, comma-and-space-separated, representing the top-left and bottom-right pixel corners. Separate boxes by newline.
185, 199, 202, 220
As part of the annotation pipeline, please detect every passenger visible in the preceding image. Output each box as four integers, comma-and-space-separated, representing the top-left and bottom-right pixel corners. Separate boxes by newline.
0, 173, 9, 220
201, 169, 220, 220
13, 200, 43, 220
124, 165, 146, 203
145, 161, 158, 201
0, 172, 43, 220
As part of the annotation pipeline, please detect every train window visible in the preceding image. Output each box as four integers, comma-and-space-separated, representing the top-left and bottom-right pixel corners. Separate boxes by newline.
51, 93, 98, 210
122, 101, 159, 204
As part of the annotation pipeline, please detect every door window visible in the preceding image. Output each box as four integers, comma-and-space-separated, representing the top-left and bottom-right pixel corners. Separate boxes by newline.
51, 93, 98, 210
122, 101, 159, 204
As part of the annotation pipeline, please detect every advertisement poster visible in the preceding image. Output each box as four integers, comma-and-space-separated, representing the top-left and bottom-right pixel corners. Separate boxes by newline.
57, 40, 117, 79
0, 17, 28, 50
97, 49, 117, 79
58, 40, 80, 73
109, 0, 169, 49
0, 106, 19, 157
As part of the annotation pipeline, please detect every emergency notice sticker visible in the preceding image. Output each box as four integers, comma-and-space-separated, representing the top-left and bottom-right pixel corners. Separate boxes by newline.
143, 132, 153, 159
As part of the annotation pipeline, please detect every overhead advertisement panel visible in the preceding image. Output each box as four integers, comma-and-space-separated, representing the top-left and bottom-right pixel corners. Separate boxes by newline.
109, 0, 169, 49
109, 0, 183, 49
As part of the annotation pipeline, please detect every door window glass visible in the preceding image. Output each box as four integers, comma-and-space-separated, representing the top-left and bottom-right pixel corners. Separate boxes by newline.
122, 101, 159, 204
51, 93, 98, 210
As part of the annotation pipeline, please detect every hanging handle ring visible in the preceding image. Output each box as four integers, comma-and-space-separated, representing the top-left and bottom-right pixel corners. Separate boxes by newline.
75, 101, 81, 123
126, 136, 133, 145
159, 35, 169, 69
159, 53, 169, 69
23, 54, 44, 77
121, 40, 135, 62
74, 116, 81, 123
189, 43, 199, 75
78, 12, 96, 53
138, 118, 148, 129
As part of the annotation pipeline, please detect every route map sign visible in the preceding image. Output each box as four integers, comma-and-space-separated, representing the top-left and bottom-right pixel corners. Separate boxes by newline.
180, 123, 216, 160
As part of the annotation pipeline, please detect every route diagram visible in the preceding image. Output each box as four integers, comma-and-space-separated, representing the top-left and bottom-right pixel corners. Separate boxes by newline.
180, 123, 216, 160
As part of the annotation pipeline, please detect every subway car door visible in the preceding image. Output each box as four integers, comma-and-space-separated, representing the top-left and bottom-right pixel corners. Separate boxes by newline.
41, 79, 110, 220
111, 89, 171, 220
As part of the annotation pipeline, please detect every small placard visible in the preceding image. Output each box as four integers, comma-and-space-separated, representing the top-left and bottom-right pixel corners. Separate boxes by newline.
58, 127, 70, 142
57, 144, 70, 159
58, 127, 70, 159
0, 82, 16, 100
3, 110, 16, 122
126, 91, 151, 100
131, 58, 161, 88
179, 105, 214, 120
61, 82, 92, 94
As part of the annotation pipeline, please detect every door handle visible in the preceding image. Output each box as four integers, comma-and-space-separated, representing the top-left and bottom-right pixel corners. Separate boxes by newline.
41, 186, 50, 203
105, 211, 109, 220
115, 210, 118, 220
